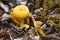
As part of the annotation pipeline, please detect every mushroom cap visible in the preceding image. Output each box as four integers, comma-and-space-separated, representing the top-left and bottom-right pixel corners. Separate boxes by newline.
11, 5, 29, 19
34, 21, 43, 27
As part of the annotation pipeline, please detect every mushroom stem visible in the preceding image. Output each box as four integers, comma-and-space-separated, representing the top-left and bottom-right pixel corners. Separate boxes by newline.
37, 27, 45, 36
26, 17, 30, 25
20, 19, 24, 26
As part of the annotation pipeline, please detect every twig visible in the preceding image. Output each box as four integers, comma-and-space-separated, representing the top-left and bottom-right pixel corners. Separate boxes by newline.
10, 23, 21, 31
44, 35, 60, 40
30, 13, 39, 35
9, 34, 14, 40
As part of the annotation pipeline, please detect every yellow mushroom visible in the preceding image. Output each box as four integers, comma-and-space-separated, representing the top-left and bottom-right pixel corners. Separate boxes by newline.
34, 21, 45, 36
10, 5, 30, 29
